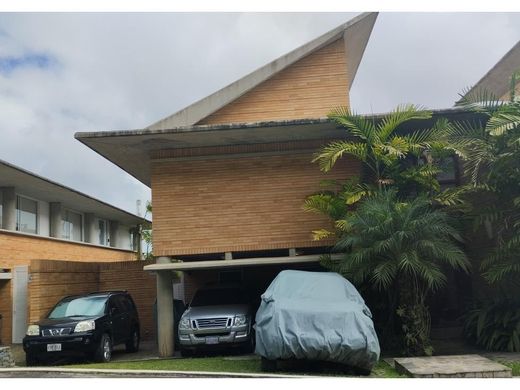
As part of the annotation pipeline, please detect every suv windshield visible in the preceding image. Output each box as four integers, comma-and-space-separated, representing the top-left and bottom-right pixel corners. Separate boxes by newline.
48, 296, 108, 318
191, 288, 248, 307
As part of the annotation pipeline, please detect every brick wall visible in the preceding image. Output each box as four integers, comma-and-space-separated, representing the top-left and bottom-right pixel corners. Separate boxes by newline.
0, 280, 10, 345
197, 38, 349, 125
0, 232, 138, 345
151, 144, 360, 256
0, 230, 137, 269
98, 261, 157, 340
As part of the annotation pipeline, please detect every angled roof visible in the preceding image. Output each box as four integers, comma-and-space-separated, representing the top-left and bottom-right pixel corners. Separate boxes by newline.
460, 40, 520, 103
147, 12, 378, 130
0, 159, 148, 225
76, 107, 485, 187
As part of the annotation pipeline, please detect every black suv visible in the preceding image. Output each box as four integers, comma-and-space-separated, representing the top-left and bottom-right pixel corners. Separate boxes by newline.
23, 291, 140, 365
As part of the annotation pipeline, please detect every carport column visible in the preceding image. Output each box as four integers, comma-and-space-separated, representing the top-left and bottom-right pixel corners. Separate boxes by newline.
156, 256, 174, 357
1, 187, 16, 230
49, 202, 62, 238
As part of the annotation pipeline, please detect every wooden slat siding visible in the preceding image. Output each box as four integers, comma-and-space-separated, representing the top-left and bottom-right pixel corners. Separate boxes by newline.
0, 231, 137, 269
151, 149, 360, 256
0, 280, 11, 345
197, 38, 349, 125
98, 261, 157, 340
25, 259, 157, 344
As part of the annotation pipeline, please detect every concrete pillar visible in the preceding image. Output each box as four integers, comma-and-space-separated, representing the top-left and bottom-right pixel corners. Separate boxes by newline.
49, 202, 62, 238
84, 213, 96, 244
0, 187, 16, 231
109, 220, 119, 248
156, 256, 174, 357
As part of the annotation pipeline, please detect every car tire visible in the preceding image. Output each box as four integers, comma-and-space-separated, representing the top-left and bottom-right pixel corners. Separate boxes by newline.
353, 366, 372, 376
25, 353, 39, 366
180, 348, 193, 358
261, 357, 277, 372
126, 328, 140, 353
94, 333, 113, 363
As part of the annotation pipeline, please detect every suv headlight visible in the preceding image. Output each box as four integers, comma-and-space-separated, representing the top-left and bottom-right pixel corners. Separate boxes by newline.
234, 315, 247, 326
26, 324, 40, 336
74, 320, 95, 333
179, 317, 191, 330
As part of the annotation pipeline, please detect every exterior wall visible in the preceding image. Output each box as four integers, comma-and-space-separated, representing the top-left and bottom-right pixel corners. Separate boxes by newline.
197, 38, 349, 125
0, 280, 10, 345
98, 261, 157, 340
26, 259, 157, 344
0, 230, 136, 270
0, 231, 137, 344
151, 142, 360, 256
499, 80, 520, 101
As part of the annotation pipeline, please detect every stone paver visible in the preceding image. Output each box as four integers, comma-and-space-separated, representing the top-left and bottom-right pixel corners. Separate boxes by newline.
394, 354, 512, 378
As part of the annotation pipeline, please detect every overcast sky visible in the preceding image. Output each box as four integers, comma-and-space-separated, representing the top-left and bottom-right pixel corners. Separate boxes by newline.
1, 12, 519, 216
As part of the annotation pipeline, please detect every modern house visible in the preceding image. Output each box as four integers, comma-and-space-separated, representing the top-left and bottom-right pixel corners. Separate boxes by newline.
0, 159, 146, 344
460, 40, 520, 103
74, 12, 384, 356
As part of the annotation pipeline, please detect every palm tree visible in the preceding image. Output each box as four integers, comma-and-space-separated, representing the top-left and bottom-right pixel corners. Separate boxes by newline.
324, 191, 470, 355
447, 81, 520, 286
313, 104, 445, 196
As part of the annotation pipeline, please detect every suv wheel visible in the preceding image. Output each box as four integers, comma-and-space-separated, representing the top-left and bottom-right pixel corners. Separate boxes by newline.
95, 333, 113, 363
261, 357, 277, 372
126, 328, 140, 353
25, 353, 39, 366
180, 348, 193, 358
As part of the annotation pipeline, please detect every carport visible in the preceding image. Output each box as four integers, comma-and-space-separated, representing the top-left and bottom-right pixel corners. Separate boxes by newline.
145, 254, 340, 357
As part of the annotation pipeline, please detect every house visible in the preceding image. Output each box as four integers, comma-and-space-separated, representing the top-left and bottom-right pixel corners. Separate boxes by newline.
73, 12, 387, 356
459, 40, 520, 103
0, 158, 148, 344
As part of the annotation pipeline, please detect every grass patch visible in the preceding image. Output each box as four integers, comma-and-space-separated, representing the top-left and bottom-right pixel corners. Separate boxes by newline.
500, 361, 520, 376
65, 357, 401, 377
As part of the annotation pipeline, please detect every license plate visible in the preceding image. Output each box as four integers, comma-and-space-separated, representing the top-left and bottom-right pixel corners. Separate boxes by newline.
205, 336, 219, 345
47, 343, 62, 352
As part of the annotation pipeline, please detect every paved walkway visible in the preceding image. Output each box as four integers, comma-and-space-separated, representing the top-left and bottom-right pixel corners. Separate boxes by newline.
394, 354, 512, 378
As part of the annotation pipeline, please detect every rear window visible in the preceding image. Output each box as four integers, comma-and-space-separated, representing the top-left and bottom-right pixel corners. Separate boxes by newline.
191, 288, 248, 307
48, 296, 108, 318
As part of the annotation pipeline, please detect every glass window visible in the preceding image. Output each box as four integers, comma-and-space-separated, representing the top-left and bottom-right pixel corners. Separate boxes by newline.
62, 210, 83, 241
16, 196, 37, 234
48, 296, 108, 318
99, 219, 108, 246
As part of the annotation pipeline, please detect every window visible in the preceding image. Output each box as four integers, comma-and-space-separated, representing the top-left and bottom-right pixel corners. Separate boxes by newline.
99, 219, 108, 246
16, 196, 37, 234
62, 210, 83, 241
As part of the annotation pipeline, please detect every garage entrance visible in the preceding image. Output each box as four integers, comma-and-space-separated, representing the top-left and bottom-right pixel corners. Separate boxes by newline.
146, 254, 340, 357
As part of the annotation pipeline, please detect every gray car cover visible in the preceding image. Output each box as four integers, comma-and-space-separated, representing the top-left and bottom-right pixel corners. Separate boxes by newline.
255, 270, 380, 369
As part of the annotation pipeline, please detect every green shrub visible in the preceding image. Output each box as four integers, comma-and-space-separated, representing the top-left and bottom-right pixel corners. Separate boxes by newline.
464, 299, 520, 352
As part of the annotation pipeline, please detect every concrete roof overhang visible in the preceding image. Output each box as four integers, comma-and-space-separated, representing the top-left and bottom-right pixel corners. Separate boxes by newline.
143, 254, 341, 272
75, 107, 487, 188
0, 159, 148, 226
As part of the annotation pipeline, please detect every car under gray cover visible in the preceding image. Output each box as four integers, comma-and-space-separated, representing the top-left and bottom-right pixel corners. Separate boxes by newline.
255, 270, 380, 371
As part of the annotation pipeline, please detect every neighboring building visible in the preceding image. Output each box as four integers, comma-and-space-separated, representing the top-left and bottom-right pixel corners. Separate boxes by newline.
459, 40, 520, 103
0, 159, 146, 344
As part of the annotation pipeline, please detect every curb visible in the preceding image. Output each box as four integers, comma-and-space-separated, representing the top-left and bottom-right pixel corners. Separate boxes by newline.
0, 367, 312, 378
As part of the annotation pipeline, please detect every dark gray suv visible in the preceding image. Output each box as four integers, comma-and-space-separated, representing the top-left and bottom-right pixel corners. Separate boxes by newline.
23, 291, 140, 365
178, 286, 255, 356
